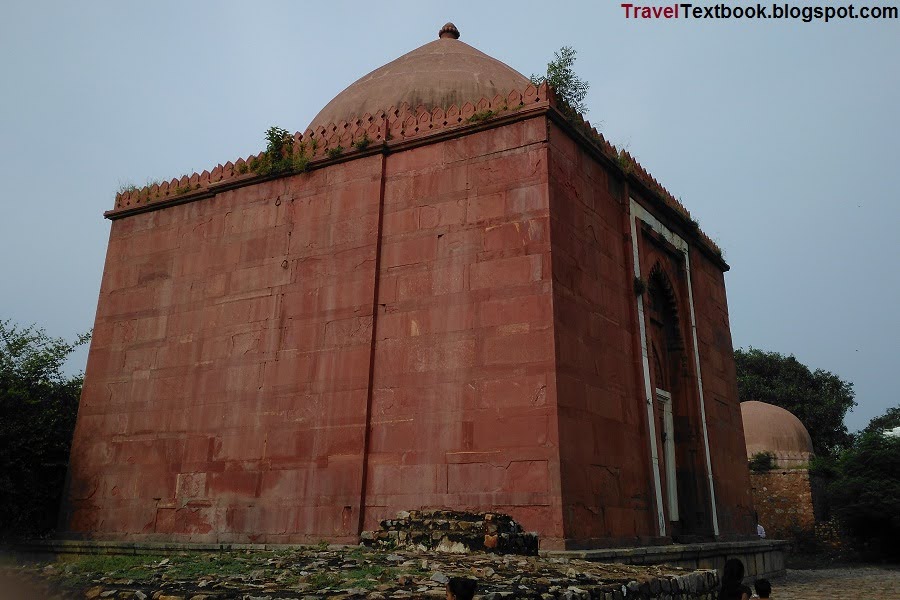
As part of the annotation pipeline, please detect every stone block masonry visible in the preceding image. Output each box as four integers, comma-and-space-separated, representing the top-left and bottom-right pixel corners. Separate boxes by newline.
750, 469, 816, 539
65, 76, 753, 549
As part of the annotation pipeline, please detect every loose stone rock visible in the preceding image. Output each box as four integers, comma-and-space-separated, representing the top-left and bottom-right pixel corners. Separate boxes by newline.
430, 572, 449, 584
84, 587, 103, 599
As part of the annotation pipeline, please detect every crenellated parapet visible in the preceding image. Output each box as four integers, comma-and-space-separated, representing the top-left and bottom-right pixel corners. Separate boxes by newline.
302, 83, 554, 154
110, 84, 554, 214
562, 112, 722, 255
108, 82, 722, 257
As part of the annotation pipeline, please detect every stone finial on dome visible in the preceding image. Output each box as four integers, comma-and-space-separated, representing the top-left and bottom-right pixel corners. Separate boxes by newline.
439, 22, 460, 39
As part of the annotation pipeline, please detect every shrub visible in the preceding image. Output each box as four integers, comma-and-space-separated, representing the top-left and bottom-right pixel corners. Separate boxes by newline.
0, 321, 89, 537
530, 46, 590, 116
828, 430, 900, 560
748, 451, 777, 472
253, 126, 309, 176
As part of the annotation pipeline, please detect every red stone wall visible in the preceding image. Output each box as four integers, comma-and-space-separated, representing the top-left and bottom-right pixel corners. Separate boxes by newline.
688, 249, 756, 537
365, 117, 565, 546
750, 470, 815, 538
546, 124, 657, 546
545, 122, 755, 545
66, 156, 383, 543
66, 110, 753, 547
65, 118, 567, 545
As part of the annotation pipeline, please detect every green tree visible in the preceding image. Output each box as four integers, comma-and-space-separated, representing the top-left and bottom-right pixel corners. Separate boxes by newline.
531, 46, 590, 115
828, 429, 900, 560
0, 320, 89, 537
862, 404, 900, 435
734, 347, 855, 456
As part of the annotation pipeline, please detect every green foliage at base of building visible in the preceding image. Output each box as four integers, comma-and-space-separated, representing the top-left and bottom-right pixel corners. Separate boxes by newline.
0, 321, 89, 537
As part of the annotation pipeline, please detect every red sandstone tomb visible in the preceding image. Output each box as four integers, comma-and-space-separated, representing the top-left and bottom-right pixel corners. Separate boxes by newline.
63, 24, 756, 549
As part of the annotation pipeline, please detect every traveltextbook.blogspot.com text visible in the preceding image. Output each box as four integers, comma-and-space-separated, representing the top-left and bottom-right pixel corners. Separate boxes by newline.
621, 2, 898, 22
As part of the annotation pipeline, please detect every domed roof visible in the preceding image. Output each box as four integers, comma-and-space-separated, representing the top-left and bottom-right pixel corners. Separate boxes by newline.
308, 23, 530, 130
741, 401, 814, 467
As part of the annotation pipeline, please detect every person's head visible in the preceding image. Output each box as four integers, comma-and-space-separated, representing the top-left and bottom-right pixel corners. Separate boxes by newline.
721, 558, 745, 585
446, 576, 477, 600
754, 578, 772, 598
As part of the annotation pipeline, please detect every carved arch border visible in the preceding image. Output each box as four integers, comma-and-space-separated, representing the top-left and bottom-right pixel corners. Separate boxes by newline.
629, 199, 720, 538
647, 261, 685, 346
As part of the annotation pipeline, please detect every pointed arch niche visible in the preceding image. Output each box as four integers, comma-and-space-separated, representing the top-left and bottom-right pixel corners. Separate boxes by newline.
629, 199, 719, 540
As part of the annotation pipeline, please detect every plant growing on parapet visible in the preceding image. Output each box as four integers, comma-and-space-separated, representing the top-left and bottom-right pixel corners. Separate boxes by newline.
466, 109, 496, 123
353, 134, 371, 151
174, 175, 194, 195
326, 145, 344, 159
265, 125, 292, 163
616, 149, 634, 175
291, 152, 310, 172
531, 46, 590, 116
116, 183, 139, 196
253, 126, 310, 176
748, 451, 777, 472
257, 126, 291, 175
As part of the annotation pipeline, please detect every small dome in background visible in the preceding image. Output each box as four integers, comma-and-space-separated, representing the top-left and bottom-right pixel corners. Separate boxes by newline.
741, 401, 814, 468
307, 23, 530, 131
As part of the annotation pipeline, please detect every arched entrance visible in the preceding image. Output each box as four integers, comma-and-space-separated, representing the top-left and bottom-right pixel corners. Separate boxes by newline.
646, 262, 713, 540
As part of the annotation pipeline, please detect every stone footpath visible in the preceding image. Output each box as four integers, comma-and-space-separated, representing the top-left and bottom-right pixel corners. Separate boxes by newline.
775, 566, 900, 600
0, 545, 718, 600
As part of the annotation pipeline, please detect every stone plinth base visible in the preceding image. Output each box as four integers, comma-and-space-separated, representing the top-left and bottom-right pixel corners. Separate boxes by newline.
544, 539, 789, 580
361, 509, 539, 555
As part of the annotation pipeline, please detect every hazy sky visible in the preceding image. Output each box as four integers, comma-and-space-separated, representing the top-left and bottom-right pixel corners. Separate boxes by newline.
1, 2, 896, 431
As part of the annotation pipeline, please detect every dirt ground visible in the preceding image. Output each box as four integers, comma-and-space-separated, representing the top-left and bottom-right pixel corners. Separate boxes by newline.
767, 566, 900, 600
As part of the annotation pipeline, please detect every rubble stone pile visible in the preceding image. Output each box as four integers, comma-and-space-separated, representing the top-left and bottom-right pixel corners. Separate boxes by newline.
2, 544, 720, 599
361, 510, 539, 556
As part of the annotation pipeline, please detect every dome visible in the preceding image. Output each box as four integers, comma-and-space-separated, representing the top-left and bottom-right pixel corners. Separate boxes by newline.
741, 401, 814, 467
308, 23, 530, 130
